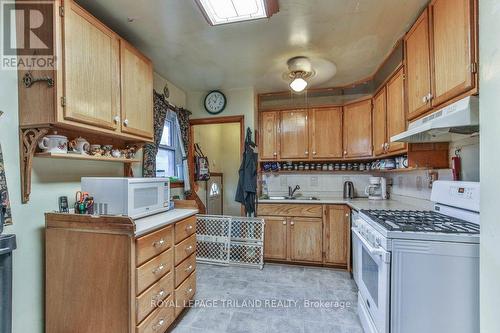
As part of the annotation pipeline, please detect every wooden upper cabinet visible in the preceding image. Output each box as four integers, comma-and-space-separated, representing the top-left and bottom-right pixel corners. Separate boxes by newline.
280, 109, 309, 159
430, 0, 475, 107
324, 205, 350, 267
262, 216, 287, 260
120, 40, 154, 139
372, 87, 387, 156
343, 99, 373, 158
62, 1, 120, 130
260, 112, 280, 160
289, 217, 323, 263
386, 68, 407, 153
309, 107, 343, 159
405, 8, 432, 120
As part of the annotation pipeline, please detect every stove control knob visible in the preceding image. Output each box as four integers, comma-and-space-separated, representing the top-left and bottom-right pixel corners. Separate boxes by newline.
375, 237, 381, 246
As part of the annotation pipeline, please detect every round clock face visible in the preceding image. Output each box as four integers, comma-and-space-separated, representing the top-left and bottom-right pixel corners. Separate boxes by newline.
204, 90, 226, 114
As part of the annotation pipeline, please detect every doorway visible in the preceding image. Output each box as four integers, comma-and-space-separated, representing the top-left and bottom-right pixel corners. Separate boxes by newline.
190, 116, 244, 216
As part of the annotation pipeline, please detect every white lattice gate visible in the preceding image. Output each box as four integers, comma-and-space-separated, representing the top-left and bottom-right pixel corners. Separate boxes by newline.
196, 215, 265, 269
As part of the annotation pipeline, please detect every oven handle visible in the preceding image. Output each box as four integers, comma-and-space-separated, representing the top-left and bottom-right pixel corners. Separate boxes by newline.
352, 228, 390, 262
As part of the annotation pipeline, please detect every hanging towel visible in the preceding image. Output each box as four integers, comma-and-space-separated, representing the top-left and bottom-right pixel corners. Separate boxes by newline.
235, 128, 258, 216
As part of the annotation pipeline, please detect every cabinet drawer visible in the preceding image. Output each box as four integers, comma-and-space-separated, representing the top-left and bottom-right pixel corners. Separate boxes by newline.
257, 204, 322, 218
175, 253, 196, 288
174, 271, 196, 317
136, 294, 174, 333
136, 225, 173, 266
174, 216, 196, 244
174, 234, 196, 266
136, 248, 173, 295
136, 271, 174, 324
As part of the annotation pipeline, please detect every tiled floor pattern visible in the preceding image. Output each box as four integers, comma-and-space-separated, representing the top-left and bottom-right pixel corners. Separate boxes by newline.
169, 263, 363, 333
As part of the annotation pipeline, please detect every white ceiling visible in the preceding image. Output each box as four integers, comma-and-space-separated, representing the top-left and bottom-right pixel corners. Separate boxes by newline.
76, 0, 428, 93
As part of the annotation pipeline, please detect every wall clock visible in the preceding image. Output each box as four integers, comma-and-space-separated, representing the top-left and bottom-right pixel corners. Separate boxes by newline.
204, 90, 226, 114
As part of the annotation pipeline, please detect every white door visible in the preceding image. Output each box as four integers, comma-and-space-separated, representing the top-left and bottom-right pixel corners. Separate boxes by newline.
207, 174, 223, 215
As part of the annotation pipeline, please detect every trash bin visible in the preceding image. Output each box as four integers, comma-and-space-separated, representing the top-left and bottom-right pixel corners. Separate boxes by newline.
0, 234, 16, 333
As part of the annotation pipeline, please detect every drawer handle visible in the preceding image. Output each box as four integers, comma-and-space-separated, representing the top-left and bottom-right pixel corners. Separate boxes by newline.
153, 238, 166, 248
185, 245, 194, 253
152, 289, 166, 302
152, 263, 166, 275
185, 287, 193, 295
185, 265, 193, 273
185, 225, 194, 232
152, 318, 165, 331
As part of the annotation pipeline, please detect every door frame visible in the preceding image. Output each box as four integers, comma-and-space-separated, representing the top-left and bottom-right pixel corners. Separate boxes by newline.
188, 115, 245, 215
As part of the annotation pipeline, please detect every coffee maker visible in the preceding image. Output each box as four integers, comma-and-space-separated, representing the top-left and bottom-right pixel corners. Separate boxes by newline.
365, 177, 388, 200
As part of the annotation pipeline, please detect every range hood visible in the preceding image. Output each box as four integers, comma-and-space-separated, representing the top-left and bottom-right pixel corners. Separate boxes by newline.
391, 96, 479, 143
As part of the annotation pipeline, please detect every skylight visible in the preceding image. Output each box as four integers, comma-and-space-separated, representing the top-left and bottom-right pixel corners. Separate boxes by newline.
196, 0, 269, 25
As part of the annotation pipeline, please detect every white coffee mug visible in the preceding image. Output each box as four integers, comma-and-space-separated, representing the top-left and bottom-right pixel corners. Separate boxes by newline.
38, 134, 68, 154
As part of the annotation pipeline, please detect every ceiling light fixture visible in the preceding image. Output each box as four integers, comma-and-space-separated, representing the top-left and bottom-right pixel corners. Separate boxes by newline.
286, 56, 315, 93
196, 0, 279, 26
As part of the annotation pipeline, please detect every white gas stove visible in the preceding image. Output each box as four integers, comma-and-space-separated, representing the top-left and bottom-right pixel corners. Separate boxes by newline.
352, 181, 480, 333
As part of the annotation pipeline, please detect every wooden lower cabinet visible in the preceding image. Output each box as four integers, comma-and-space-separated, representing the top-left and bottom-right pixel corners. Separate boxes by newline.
289, 217, 323, 263
45, 210, 197, 333
323, 205, 351, 269
259, 204, 350, 268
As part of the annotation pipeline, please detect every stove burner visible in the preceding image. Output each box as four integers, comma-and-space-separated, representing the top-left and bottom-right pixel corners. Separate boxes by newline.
361, 210, 480, 233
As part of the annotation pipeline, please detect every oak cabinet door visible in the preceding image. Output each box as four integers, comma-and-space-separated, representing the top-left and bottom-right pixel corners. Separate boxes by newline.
263, 216, 287, 260
405, 9, 432, 120
62, 1, 120, 130
343, 99, 373, 158
260, 112, 280, 160
289, 218, 323, 263
323, 205, 350, 266
386, 68, 407, 153
120, 40, 154, 139
430, 0, 475, 107
372, 88, 387, 156
309, 107, 343, 159
280, 110, 309, 159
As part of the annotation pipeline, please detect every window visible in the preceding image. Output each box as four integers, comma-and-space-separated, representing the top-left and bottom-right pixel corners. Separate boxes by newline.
156, 113, 183, 179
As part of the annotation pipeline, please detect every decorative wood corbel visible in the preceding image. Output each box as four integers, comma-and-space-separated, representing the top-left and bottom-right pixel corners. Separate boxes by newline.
20, 127, 49, 203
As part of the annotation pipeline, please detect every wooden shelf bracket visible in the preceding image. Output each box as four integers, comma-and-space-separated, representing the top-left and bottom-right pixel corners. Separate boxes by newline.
20, 127, 50, 203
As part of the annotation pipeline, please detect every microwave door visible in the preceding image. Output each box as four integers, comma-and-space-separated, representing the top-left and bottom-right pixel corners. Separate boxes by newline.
353, 228, 391, 333
128, 182, 162, 218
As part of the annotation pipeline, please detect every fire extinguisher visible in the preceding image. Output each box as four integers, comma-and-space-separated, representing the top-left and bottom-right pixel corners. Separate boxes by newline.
452, 149, 462, 181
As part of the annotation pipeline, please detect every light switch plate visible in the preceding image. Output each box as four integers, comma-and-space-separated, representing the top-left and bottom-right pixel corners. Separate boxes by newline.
310, 176, 319, 187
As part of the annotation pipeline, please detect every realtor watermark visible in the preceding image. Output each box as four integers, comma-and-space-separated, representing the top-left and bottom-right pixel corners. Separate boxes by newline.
151, 298, 353, 310
1, 0, 56, 70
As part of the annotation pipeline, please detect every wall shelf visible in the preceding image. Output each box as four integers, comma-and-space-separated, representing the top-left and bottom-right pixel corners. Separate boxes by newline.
35, 152, 141, 163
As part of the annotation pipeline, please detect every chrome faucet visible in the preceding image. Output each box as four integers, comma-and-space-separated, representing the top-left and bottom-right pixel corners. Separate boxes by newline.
288, 185, 301, 198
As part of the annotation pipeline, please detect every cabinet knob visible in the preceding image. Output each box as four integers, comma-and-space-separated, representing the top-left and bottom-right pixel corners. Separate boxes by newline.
273, 152, 277, 156
123, 119, 129, 126
290, 221, 295, 226
312, 151, 317, 155
153, 238, 165, 248
185, 265, 193, 272
422, 96, 428, 103
113, 115, 120, 123
343, 150, 347, 156
305, 151, 309, 155
282, 221, 286, 225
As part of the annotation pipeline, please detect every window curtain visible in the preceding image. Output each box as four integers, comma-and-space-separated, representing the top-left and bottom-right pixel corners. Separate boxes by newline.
143, 91, 169, 177
172, 106, 192, 194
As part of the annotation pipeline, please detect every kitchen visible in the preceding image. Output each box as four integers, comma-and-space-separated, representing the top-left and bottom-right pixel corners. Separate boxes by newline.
0, 0, 498, 333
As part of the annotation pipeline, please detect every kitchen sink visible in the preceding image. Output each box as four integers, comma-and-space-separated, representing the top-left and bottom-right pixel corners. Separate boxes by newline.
267, 196, 319, 201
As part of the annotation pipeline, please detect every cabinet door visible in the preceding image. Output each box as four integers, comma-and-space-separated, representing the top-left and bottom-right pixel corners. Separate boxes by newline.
343, 99, 373, 158
405, 9, 432, 120
289, 217, 323, 263
120, 40, 154, 139
280, 110, 309, 159
372, 88, 387, 156
62, 1, 120, 130
386, 68, 407, 153
309, 107, 343, 159
324, 205, 350, 266
430, 0, 475, 107
262, 216, 287, 260
260, 112, 280, 160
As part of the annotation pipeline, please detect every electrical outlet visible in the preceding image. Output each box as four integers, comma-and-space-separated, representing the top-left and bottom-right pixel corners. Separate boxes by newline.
310, 176, 319, 187
342, 176, 351, 182
398, 176, 403, 189
416, 176, 423, 191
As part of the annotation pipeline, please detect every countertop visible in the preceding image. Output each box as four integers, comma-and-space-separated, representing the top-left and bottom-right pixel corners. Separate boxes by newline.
258, 195, 434, 212
134, 208, 198, 237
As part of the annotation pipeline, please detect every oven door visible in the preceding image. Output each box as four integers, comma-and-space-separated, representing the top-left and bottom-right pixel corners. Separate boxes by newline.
128, 180, 169, 219
353, 228, 390, 333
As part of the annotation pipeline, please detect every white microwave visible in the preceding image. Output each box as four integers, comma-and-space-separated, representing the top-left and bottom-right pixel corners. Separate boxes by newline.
81, 177, 170, 219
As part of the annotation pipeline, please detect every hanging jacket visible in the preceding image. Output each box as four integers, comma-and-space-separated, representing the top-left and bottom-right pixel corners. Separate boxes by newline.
235, 129, 258, 216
